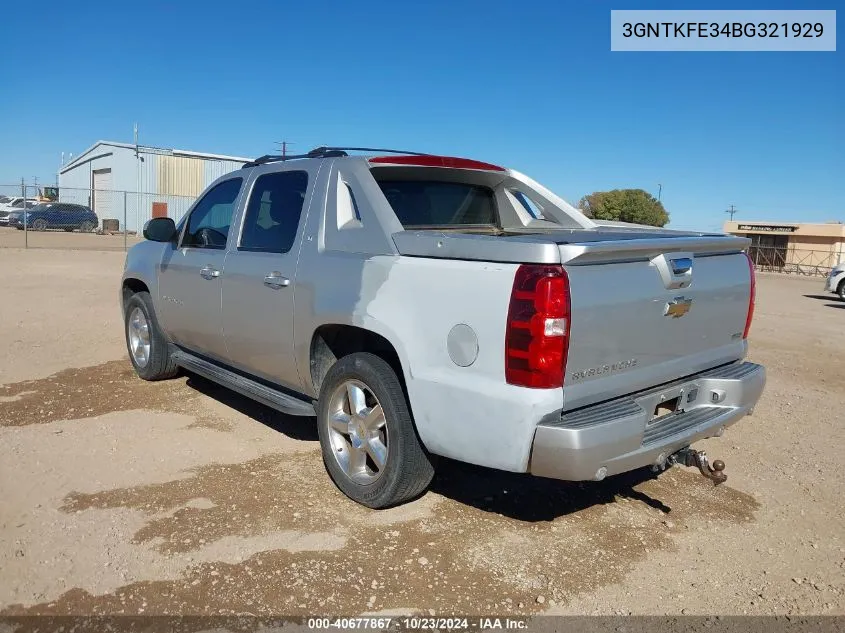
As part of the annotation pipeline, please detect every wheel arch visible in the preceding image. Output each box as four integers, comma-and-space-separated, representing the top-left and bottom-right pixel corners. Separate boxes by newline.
122, 277, 150, 307
309, 323, 409, 399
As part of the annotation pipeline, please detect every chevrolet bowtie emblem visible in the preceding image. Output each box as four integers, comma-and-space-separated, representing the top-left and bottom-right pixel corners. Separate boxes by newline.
665, 297, 693, 318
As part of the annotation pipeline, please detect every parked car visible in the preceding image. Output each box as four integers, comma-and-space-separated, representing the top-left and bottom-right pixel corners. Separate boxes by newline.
9, 203, 98, 232
825, 263, 845, 301
121, 146, 765, 508
0, 197, 39, 225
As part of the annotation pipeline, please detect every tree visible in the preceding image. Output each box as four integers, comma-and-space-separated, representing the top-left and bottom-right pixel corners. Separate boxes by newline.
578, 189, 669, 227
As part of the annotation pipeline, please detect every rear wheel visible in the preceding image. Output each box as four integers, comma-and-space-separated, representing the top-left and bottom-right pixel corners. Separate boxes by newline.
79, 221, 95, 233
124, 291, 178, 380
317, 352, 435, 508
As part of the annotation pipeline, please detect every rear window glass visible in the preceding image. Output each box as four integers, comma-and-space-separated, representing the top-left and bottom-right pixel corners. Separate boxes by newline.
376, 181, 497, 228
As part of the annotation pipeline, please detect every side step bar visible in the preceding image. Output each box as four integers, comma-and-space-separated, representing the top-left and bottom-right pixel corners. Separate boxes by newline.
172, 350, 316, 417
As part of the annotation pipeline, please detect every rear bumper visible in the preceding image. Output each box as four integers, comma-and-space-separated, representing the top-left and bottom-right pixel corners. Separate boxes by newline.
529, 361, 765, 481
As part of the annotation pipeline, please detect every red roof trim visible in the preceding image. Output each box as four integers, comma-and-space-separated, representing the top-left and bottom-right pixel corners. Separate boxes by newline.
368, 155, 505, 171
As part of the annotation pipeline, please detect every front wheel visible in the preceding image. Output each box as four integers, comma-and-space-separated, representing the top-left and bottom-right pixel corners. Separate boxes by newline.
32, 218, 48, 231
838, 281, 845, 302
317, 353, 435, 508
124, 291, 179, 380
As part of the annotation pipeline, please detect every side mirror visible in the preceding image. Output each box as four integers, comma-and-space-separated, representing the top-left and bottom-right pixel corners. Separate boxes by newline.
143, 217, 177, 242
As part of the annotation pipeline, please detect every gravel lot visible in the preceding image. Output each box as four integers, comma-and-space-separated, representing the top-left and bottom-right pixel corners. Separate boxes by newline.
1, 243, 843, 617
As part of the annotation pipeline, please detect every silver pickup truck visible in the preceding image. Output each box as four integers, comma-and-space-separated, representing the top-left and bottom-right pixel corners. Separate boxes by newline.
121, 147, 765, 508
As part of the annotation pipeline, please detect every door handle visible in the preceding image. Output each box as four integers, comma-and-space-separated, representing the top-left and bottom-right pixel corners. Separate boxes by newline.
200, 266, 220, 280
263, 272, 290, 289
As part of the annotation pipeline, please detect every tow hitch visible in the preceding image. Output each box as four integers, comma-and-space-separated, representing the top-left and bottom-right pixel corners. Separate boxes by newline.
668, 447, 727, 485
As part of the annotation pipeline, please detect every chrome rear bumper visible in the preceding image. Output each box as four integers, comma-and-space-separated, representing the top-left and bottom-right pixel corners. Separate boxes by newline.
529, 362, 766, 481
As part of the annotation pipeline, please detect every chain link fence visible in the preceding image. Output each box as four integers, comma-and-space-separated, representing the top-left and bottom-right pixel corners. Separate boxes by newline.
748, 244, 842, 277
0, 183, 195, 251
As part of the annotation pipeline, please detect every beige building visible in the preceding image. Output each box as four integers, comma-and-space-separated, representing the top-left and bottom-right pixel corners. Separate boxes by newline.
723, 221, 845, 275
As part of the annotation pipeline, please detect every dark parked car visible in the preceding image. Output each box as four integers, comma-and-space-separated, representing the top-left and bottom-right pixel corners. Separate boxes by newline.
9, 203, 99, 232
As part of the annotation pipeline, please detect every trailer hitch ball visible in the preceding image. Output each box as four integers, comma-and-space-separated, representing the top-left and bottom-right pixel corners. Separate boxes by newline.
671, 448, 727, 486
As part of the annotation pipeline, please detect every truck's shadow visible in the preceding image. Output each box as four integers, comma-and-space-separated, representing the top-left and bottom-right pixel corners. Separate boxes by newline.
429, 457, 669, 521
184, 371, 670, 521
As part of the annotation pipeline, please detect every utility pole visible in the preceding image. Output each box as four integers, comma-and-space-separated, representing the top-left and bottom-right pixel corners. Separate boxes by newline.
657, 184, 663, 202
274, 140, 295, 157
726, 205, 738, 221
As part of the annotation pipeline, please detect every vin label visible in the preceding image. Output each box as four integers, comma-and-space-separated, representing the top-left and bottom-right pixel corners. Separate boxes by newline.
611, 10, 836, 52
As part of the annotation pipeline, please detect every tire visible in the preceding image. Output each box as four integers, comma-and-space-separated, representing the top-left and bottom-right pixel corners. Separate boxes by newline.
79, 221, 95, 233
838, 280, 845, 302
317, 352, 435, 508
124, 291, 179, 381
32, 218, 48, 231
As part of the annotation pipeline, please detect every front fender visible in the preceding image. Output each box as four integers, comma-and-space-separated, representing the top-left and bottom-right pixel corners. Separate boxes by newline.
120, 241, 167, 317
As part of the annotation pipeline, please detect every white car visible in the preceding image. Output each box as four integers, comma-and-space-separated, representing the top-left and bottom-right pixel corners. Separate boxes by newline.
825, 263, 845, 301
0, 197, 39, 224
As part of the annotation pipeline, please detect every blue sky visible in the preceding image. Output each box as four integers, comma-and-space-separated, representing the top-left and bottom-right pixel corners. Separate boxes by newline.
0, 0, 841, 231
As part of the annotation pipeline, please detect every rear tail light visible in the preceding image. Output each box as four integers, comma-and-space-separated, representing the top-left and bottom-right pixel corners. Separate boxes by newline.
505, 264, 571, 388
743, 252, 756, 339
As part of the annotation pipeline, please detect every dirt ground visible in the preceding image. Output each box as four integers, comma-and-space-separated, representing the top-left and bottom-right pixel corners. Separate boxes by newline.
1, 243, 843, 618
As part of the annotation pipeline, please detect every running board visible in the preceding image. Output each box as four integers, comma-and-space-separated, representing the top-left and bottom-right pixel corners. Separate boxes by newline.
172, 350, 316, 417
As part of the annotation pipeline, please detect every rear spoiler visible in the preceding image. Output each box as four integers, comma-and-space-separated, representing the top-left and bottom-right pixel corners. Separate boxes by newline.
392, 231, 749, 265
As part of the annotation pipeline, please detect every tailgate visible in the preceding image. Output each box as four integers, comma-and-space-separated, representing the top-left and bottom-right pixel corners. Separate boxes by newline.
563, 250, 752, 411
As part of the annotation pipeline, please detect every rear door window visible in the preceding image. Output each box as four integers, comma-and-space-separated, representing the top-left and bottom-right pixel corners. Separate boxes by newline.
239, 171, 308, 253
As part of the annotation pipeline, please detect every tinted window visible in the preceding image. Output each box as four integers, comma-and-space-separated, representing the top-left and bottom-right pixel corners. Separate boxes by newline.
183, 178, 243, 249
376, 181, 497, 227
511, 190, 545, 219
239, 171, 308, 253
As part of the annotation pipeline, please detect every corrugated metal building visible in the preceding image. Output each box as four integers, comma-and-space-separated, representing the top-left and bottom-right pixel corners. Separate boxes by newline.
58, 140, 251, 230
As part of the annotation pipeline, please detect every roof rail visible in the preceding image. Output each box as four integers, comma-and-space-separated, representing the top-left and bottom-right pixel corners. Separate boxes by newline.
242, 146, 429, 168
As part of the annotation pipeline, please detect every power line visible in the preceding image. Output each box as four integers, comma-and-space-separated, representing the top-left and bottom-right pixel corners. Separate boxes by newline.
726, 205, 738, 220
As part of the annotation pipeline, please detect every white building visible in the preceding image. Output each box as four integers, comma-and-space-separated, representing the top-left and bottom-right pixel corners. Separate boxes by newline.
58, 141, 252, 230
